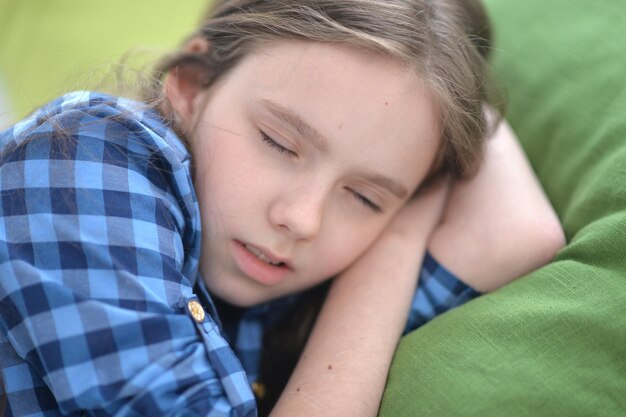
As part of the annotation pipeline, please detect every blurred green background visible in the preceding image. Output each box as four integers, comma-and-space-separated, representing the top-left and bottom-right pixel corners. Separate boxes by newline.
0, 0, 206, 128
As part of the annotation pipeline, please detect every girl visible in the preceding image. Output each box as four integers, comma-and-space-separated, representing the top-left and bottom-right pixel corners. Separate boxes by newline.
0, 0, 564, 416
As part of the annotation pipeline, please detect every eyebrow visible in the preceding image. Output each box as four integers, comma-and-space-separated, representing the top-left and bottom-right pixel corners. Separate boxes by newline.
261, 99, 329, 153
360, 173, 408, 199
260, 99, 409, 200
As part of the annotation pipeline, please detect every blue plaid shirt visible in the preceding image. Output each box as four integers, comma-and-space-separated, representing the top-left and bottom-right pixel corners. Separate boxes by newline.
0, 92, 480, 417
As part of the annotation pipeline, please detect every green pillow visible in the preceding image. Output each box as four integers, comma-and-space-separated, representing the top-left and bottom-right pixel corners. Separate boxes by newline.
379, 0, 626, 415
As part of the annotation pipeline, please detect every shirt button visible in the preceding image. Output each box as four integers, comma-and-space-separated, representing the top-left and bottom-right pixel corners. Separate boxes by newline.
252, 382, 266, 399
187, 300, 205, 323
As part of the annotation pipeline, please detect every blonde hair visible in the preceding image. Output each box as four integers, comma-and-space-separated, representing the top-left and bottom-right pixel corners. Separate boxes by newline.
149, 0, 497, 179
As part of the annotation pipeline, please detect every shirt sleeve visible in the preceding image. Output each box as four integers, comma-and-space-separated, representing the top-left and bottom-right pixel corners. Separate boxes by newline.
404, 252, 482, 334
0, 98, 256, 416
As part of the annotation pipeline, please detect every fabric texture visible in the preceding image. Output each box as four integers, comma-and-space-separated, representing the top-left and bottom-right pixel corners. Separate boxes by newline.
378, 1, 626, 416
0, 91, 479, 417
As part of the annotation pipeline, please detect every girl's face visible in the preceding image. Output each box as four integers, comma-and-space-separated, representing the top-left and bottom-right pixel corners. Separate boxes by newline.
179, 41, 440, 306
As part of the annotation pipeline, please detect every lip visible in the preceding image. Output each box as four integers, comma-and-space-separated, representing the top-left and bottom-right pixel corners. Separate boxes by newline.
231, 240, 292, 286
243, 241, 292, 267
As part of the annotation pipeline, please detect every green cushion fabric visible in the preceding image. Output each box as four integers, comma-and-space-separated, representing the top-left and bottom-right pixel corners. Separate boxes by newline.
379, 0, 626, 415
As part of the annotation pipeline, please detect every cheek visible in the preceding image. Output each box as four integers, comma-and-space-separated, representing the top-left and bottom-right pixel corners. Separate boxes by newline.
195, 137, 263, 216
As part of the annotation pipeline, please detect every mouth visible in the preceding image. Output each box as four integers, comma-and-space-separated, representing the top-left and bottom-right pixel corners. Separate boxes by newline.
243, 243, 288, 267
232, 240, 292, 286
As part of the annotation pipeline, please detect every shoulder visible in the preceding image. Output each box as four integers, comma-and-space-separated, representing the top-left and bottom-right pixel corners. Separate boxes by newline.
1, 91, 197, 209
0, 91, 201, 284
2, 91, 190, 169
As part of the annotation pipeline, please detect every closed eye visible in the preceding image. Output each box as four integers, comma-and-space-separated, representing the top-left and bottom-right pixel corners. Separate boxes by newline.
259, 130, 297, 157
348, 188, 382, 213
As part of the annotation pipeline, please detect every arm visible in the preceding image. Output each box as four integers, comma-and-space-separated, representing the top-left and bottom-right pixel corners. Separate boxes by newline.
428, 116, 566, 292
270, 179, 450, 417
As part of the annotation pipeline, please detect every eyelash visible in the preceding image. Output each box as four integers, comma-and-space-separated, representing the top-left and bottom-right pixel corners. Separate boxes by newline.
259, 130, 297, 157
259, 130, 382, 213
350, 190, 382, 213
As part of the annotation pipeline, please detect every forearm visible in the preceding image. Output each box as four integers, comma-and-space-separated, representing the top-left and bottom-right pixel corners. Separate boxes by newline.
270, 232, 427, 417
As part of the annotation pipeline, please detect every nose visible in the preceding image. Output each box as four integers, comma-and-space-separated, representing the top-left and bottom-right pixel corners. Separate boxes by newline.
268, 185, 326, 242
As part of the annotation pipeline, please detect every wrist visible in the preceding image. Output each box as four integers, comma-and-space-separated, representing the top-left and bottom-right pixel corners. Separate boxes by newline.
378, 227, 427, 254
336, 230, 426, 291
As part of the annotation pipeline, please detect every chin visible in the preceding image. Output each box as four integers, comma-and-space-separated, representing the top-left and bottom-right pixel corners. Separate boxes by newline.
206, 281, 272, 308
221, 293, 267, 308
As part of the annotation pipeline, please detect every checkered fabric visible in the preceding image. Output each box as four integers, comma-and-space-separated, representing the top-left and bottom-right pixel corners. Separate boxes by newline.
405, 252, 481, 333
0, 92, 480, 417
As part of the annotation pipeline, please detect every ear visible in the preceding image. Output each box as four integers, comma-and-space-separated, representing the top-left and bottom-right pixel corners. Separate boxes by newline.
163, 37, 211, 128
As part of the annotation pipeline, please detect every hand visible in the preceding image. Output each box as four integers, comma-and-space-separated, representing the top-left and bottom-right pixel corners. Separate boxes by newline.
329, 174, 451, 296
385, 174, 452, 245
